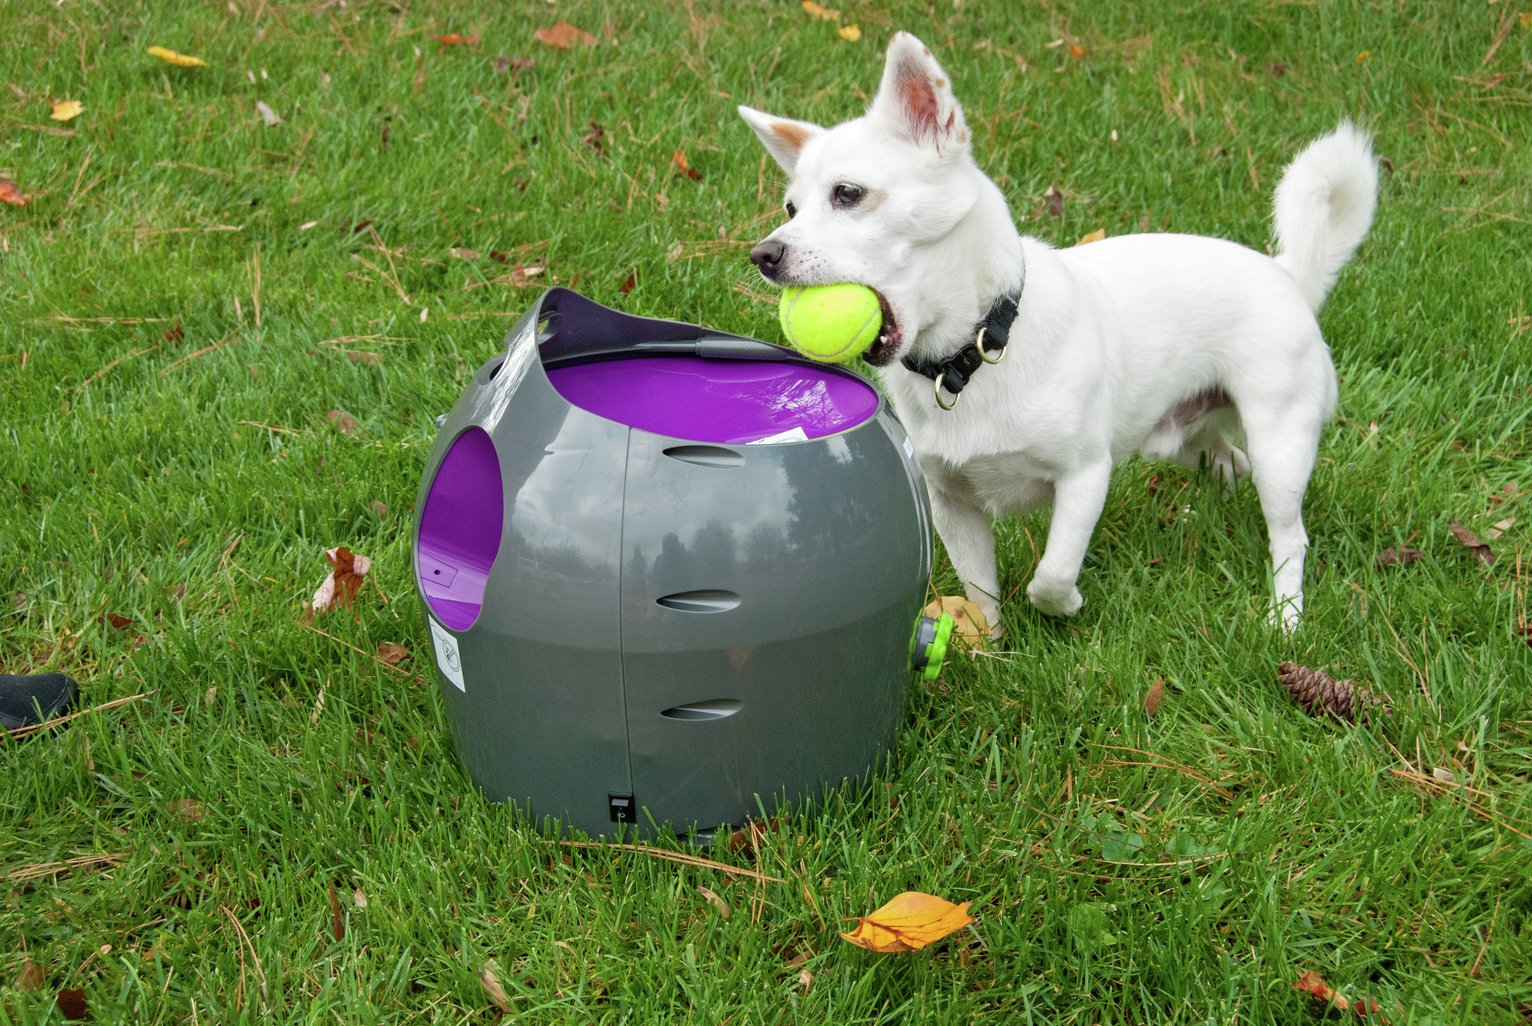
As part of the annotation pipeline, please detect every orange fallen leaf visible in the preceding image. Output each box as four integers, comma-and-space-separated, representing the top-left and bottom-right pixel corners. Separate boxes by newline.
1355, 50, 1372, 64
0, 180, 30, 207
922, 596, 990, 648
1077, 228, 1107, 245
15, 960, 44, 992
802, 0, 840, 21
535, 20, 595, 49
147, 45, 207, 67
1069, 43, 1089, 59
837, 23, 862, 42
1144, 677, 1166, 716
839, 891, 975, 952
50, 99, 84, 121
376, 641, 410, 666
1293, 971, 1387, 1020
672, 150, 702, 181
437, 33, 481, 46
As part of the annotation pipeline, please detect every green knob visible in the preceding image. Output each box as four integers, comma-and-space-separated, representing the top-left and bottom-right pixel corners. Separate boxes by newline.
909, 613, 955, 680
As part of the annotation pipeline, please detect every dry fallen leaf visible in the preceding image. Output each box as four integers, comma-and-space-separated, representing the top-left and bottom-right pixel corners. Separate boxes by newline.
1077, 228, 1107, 245
922, 596, 991, 648
1045, 184, 1065, 218
672, 150, 702, 181
376, 641, 409, 666
327, 409, 359, 434
168, 798, 208, 822
839, 891, 975, 953
328, 885, 345, 941
1144, 677, 1166, 717
697, 885, 731, 918
437, 33, 481, 46
1447, 518, 1496, 565
255, 100, 282, 126
1069, 43, 1089, 59
1377, 545, 1424, 567
307, 547, 372, 618
1483, 516, 1515, 541
55, 987, 88, 1021
802, 0, 841, 21
480, 962, 513, 1013
50, 99, 84, 121
1293, 970, 1387, 1020
1, 180, 30, 207
147, 45, 208, 67
535, 20, 595, 49
15, 959, 45, 992
838, 23, 862, 42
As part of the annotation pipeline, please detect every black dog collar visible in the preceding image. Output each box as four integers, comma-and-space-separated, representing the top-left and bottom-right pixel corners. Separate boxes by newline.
900, 275, 1024, 411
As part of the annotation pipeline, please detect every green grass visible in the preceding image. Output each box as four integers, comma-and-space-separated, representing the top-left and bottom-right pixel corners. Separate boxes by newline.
3, 0, 1530, 1022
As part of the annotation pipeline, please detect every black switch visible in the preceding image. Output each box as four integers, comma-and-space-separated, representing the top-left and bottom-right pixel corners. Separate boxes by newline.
608, 793, 634, 823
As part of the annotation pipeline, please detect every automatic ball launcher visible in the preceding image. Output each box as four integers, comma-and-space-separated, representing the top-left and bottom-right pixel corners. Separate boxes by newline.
413, 287, 949, 840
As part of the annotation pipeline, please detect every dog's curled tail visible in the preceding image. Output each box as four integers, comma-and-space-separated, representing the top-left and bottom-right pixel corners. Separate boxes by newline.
1272, 122, 1378, 311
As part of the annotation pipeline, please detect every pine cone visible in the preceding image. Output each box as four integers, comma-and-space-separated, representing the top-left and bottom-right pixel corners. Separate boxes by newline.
1278, 662, 1391, 726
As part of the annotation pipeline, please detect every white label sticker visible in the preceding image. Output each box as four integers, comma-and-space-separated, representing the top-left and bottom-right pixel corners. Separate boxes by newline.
748, 426, 809, 445
429, 617, 466, 692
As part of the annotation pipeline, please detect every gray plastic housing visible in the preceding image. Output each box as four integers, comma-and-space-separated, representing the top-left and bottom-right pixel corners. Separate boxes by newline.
413, 288, 932, 839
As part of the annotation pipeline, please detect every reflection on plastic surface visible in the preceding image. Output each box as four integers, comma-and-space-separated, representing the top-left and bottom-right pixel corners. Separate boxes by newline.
546, 356, 878, 444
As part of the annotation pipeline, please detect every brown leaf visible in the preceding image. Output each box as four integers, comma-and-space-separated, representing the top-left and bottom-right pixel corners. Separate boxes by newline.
1483, 516, 1514, 541
494, 56, 536, 74
672, 150, 702, 181
480, 962, 513, 1013
1144, 678, 1165, 717
727, 816, 786, 855
581, 120, 606, 155
1447, 518, 1496, 565
376, 641, 410, 666
437, 33, 481, 46
839, 891, 975, 953
1068, 43, 1089, 59
327, 409, 359, 435
0, 179, 30, 207
1045, 184, 1064, 218
328, 885, 345, 941
104, 612, 134, 630
922, 596, 990, 649
798, 968, 814, 992
449, 247, 480, 261
55, 987, 88, 1021
1377, 546, 1424, 567
307, 547, 373, 617
15, 959, 45, 992
618, 270, 638, 294
1269, 61, 1288, 76
168, 798, 208, 822
163, 320, 184, 343
1292, 971, 1386, 1019
535, 20, 595, 49
370, 500, 388, 519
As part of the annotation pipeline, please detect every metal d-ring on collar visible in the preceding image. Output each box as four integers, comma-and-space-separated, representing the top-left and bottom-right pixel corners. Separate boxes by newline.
902, 273, 1025, 412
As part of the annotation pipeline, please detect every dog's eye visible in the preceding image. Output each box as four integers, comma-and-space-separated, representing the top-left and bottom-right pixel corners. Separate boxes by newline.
831, 183, 865, 208
785, 201, 798, 219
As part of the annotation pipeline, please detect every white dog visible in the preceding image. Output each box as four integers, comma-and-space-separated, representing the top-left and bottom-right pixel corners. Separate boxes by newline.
740, 31, 1377, 633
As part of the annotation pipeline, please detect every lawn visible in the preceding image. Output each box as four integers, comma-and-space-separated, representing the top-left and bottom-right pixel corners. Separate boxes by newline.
3, 1, 1530, 1022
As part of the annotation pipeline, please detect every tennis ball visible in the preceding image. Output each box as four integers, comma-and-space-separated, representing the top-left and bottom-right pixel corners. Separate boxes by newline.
778, 283, 883, 363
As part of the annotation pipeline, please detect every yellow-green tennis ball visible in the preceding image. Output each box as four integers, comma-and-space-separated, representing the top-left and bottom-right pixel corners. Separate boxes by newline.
778, 284, 882, 363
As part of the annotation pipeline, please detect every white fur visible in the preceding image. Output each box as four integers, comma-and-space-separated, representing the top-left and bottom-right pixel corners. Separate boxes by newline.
740, 32, 1378, 633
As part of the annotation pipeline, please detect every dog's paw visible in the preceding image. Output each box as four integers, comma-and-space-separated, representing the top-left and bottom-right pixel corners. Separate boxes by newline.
1026, 577, 1083, 618
1268, 598, 1303, 634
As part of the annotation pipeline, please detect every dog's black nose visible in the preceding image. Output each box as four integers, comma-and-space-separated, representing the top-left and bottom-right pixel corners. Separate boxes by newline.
749, 239, 785, 277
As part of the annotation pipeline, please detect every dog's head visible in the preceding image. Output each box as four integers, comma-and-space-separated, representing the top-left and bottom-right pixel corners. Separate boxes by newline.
740, 32, 988, 366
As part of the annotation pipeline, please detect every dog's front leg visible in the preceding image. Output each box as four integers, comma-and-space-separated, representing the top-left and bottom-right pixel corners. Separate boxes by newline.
1026, 461, 1113, 618
928, 485, 1005, 638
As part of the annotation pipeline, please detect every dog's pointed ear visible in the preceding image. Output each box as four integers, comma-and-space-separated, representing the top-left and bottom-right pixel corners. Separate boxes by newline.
869, 32, 969, 152
739, 105, 824, 174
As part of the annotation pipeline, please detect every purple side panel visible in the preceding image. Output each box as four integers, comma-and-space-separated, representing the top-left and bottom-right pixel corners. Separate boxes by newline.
546, 356, 878, 443
417, 427, 504, 630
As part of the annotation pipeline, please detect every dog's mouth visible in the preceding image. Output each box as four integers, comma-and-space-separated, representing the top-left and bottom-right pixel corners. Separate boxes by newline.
863, 289, 903, 367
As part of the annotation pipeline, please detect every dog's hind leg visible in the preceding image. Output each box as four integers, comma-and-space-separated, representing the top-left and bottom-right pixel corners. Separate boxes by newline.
928, 485, 1005, 638
1242, 412, 1323, 630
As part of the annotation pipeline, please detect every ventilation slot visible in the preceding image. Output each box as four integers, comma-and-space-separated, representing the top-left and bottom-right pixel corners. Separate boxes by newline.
662, 445, 745, 469
655, 590, 741, 613
660, 699, 743, 721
